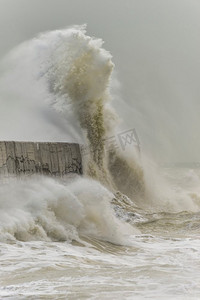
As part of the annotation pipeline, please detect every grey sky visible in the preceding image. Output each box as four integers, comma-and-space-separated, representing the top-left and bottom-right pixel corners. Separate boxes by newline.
1, 0, 200, 162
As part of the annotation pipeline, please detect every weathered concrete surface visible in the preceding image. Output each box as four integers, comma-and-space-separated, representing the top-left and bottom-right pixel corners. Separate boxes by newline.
0, 141, 82, 178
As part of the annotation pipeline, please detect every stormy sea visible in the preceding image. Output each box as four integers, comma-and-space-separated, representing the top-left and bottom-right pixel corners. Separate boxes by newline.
0, 26, 200, 299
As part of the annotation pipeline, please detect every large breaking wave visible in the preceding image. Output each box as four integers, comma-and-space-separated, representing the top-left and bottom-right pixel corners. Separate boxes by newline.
0, 25, 199, 244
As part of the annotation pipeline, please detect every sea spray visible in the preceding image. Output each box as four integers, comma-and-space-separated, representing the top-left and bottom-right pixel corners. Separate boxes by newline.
1, 25, 196, 225
42, 26, 117, 185
108, 147, 144, 199
40, 26, 145, 194
0, 25, 145, 245
0, 176, 136, 244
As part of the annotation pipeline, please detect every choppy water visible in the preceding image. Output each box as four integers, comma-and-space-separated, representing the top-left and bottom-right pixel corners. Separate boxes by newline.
1, 235, 200, 300
0, 168, 200, 300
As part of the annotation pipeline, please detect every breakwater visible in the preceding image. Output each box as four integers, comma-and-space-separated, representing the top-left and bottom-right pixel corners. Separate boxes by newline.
0, 141, 82, 178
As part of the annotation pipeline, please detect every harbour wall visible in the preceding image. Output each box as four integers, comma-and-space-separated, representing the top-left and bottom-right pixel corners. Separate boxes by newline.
0, 141, 82, 178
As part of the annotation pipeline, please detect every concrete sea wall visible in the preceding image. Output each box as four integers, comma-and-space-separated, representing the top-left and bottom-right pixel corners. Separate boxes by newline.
0, 141, 82, 178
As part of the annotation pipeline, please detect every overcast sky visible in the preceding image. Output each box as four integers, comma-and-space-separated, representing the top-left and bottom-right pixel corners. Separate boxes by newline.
1, 0, 200, 162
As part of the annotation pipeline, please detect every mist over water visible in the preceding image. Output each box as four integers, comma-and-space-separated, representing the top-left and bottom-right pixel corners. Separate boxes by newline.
0, 26, 200, 299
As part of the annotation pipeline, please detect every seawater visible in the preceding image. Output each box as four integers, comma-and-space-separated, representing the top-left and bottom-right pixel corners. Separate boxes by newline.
0, 26, 200, 299
0, 168, 200, 299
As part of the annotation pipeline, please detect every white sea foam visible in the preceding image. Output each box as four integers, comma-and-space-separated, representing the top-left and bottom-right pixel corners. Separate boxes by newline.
0, 176, 136, 245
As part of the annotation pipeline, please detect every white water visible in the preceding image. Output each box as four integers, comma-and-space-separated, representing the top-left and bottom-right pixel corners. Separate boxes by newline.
0, 176, 135, 245
1, 168, 200, 299
0, 26, 200, 299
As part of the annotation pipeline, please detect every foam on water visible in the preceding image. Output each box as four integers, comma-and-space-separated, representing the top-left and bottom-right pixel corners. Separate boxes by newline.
0, 176, 137, 245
